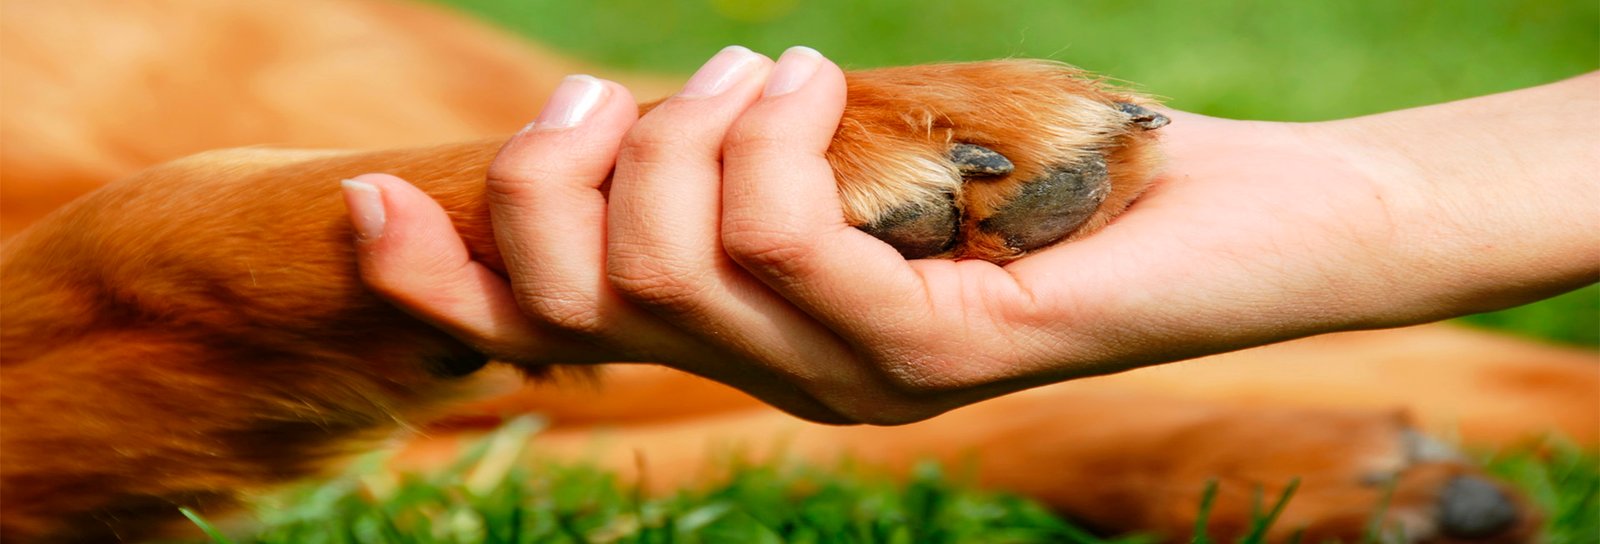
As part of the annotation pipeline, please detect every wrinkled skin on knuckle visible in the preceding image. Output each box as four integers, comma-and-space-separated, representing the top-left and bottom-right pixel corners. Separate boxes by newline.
723, 121, 801, 164
720, 225, 818, 275
514, 288, 605, 336
482, 173, 536, 202
617, 125, 698, 168
606, 255, 707, 308
485, 153, 560, 194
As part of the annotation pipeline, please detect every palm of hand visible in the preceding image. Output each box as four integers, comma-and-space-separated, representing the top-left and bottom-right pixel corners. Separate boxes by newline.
899, 112, 1404, 386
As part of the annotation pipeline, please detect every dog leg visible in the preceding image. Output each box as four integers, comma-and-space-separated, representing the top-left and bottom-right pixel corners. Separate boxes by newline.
0, 59, 1158, 540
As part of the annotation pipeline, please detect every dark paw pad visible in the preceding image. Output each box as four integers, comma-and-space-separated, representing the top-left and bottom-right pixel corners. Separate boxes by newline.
857, 143, 1015, 259
858, 197, 959, 259
977, 154, 1109, 252
1437, 475, 1519, 539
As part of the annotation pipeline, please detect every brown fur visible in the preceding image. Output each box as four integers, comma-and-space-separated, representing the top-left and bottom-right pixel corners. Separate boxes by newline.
0, 0, 1592, 542
0, 59, 1161, 538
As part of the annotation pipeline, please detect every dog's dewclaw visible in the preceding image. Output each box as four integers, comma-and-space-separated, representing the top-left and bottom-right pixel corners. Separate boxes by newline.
949, 143, 1014, 177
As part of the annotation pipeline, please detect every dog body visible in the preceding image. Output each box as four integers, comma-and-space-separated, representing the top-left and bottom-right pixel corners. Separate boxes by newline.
1, 0, 1594, 541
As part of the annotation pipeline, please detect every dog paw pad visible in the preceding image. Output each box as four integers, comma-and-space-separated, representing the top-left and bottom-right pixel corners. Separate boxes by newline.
858, 196, 960, 259
1437, 475, 1520, 539
977, 154, 1110, 252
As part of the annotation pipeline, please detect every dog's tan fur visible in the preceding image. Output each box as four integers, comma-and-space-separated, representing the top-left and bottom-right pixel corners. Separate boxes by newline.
0, 0, 1593, 542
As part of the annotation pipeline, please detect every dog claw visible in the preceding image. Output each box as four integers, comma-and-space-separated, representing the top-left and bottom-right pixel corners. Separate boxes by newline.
949, 143, 1014, 177
1115, 102, 1170, 130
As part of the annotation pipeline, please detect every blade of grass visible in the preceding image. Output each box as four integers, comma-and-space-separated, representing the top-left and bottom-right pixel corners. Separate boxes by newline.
1190, 479, 1219, 544
1240, 478, 1299, 544
178, 507, 235, 544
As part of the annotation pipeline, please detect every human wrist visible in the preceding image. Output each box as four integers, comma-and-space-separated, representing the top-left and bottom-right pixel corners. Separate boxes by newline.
1310, 75, 1600, 324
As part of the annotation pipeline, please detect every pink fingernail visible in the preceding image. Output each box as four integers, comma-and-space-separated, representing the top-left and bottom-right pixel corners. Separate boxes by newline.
530, 75, 608, 131
341, 179, 386, 241
680, 46, 762, 98
763, 46, 824, 97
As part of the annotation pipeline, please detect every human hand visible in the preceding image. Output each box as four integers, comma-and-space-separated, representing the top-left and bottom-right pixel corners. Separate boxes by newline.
348, 47, 1598, 424
352, 46, 1102, 423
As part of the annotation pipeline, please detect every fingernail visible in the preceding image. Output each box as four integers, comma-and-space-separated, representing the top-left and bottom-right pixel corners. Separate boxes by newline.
529, 75, 608, 131
680, 45, 762, 98
763, 46, 823, 97
341, 178, 386, 241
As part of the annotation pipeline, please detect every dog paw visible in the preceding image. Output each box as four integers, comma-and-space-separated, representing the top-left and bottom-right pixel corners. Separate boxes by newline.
1355, 430, 1533, 543
828, 60, 1166, 261
1143, 415, 1536, 543
979, 399, 1537, 543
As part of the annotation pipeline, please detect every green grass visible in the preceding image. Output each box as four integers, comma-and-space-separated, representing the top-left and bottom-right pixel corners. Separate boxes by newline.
190, 418, 1598, 543
194, 418, 1141, 544
1484, 438, 1600, 544
198, 1, 1596, 541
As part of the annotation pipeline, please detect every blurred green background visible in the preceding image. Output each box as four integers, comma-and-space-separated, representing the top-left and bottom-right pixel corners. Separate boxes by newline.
431, 0, 1598, 346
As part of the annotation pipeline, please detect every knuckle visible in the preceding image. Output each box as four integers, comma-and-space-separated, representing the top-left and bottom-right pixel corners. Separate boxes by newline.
513, 288, 605, 336
722, 123, 788, 161
721, 225, 815, 273
618, 123, 696, 167
606, 254, 707, 307
484, 168, 548, 201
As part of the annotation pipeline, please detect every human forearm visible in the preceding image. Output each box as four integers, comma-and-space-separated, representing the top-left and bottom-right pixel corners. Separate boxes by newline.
1314, 72, 1600, 323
